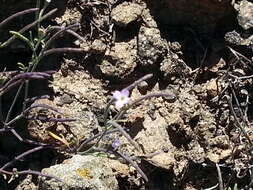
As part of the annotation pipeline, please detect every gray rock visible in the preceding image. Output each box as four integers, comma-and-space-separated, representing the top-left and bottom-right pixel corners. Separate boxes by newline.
39, 155, 118, 190
237, 0, 253, 30
137, 26, 167, 66
160, 54, 190, 81
111, 2, 143, 27
15, 175, 37, 190
99, 39, 137, 78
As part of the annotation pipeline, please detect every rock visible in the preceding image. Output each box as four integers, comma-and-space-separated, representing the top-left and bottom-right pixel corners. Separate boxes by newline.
206, 79, 219, 98
225, 30, 243, 45
225, 30, 253, 51
99, 39, 137, 78
39, 155, 118, 190
145, 152, 175, 170
15, 175, 37, 190
237, 0, 253, 30
27, 70, 106, 149
137, 81, 149, 94
160, 54, 190, 81
138, 26, 167, 66
27, 98, 100, 149
141, 6, 158, 28
111, 2, 143, 27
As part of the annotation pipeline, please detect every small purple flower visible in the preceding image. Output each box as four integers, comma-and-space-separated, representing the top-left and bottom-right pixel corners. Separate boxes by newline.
112, 139, 121, 150
112, 89, 130, 109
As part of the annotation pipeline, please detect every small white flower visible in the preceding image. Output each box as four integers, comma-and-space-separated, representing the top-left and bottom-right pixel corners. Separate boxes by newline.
46, 0, 51, 3
112, 89, 130, 109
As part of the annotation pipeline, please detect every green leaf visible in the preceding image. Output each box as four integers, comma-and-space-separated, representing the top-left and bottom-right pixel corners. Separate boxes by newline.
9, 31, 34, 50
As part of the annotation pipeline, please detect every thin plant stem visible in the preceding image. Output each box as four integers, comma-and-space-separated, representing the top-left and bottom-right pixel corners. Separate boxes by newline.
4, 103, 64, 127
215, 163, 224, 190
0, 8, 39, 29
229, 82, 249, 127
77, 128, 119, 153
0, 8, 57, 48
4, 83, 24, 125
10, 129, 48, 146
108, 120, 140, 151
23, 80, 29, 111
113, 150, 148, 182
0, 79, 23, 96
1, 146, 47, 170
95, 147, 148, 182
35, 0, 41, 23
103, 99, 114, 125
41, 24, 80, 52
0, 168, 64, 183
226, 95, 252, 146
124, 74, 153, 91
47, 25, 84, 39
39, 47, 88, 61
114, 91, 175, 121
37, 0, 51, 30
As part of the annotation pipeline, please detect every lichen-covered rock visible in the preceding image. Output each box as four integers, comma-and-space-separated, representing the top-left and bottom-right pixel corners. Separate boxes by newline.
39, 155, 118, 190
111, 2, 143, 27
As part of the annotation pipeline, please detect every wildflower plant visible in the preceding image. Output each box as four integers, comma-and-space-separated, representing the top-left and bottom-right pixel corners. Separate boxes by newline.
77, 74, 175, 182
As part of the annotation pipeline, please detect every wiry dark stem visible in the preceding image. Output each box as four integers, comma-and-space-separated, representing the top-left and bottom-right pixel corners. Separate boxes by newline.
77, 128, 119, 153
0, 8, 57, 48
4, 103, 62, 127
42, 24, 80, 52
26, 116, 76, 123
0, 168, 64, 183
114, 91, 175, 120
108, 120, 140, 151
95, 147, 148, 182
10, 129, 48, 146
1, 71, 54, 93
0, 8, 39, 29
0, 79, 23, 96
226, 95, 252, 146
40, 47, 88, 60
124, 74, 153, 91
1, 146, 47, 170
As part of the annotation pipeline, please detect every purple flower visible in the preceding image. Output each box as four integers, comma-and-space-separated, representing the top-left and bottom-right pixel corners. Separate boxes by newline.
112, 89, 130, 109
112, 139, 121, 150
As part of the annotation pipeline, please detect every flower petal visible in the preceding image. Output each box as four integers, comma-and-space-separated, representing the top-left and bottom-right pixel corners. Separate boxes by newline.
112, 90, 121, 100
115, 101, 124, 109
121, 89, 129, 97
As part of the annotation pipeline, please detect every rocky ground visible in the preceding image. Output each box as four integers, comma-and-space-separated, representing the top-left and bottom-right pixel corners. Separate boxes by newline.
0, 0, 253, 189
